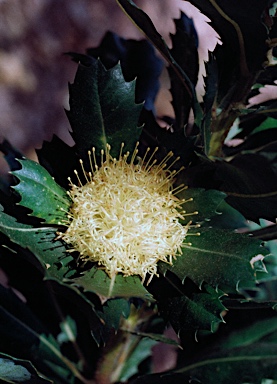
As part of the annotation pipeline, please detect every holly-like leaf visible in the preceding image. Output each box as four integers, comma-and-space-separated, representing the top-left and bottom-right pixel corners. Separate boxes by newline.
177, 188, 226, 225
66, 58, 143, 159
116, 0, 203, 128
12, 159, 71, 225
86, 31, 164, 112
36, 135, 79, 190
201, 53, 218, 155
0, 205, 72, 281
97, 298, 131, 342
72, 266, 154, 301
168, 12, 199, 131
163, 285, 226, 335
159, 228, 269, 292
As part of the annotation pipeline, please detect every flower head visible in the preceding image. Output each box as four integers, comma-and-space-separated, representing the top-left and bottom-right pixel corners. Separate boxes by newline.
59, 143, 191, 283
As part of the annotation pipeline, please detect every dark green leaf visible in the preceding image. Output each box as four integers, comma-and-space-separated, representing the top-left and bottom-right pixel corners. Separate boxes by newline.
160, 228, 269, 292
72, 266, 154, 301
0, 205, 73, 281
0, 353, 52, 383
0, 285, 74, 383
66, 58, 143, 159
168, 12, 199, 131
216, 153, 277, 222
97, 298, 131, 342
201, 53, 218, 155
116, 0, 203, 128
12, 159, 70, 224
36, 135, 78, 190
86, 31, 163, 111
176, 188, 226, 225
163, 285, 226, 334
133, 343, 277, 383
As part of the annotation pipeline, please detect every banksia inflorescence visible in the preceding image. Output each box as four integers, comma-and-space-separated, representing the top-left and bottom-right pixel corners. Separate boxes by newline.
59, 143, 194, 284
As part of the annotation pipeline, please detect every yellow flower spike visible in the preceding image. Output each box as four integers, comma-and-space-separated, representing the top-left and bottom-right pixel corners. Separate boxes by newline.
59, 143, 193, 284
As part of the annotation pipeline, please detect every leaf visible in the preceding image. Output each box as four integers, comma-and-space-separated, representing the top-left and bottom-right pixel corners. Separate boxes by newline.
66, 58, 143, 159
0, 285, 74, 383
12, 159, 71, 224
57, 316, 77, 345
176, 188, 226, 225
97, 298, 131, 342
72, 266, 154, 301
118, 337, 157, 382
215, 153, 277, 222
133, 343, 277, 384
223, 317, 277, 349
159, 228, 269, 292
116, 0, 203, 128
168, 12, 199, 131
36, 135, 79, 190
86, 31, 164, 111
163, 285, 226, 334
0, 353, 52, 383
201, 53, 218, 155
186, 0, 270, 88
0, 205, 73, 281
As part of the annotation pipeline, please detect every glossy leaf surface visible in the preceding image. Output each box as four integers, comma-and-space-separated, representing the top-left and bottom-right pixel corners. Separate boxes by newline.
12, 159, 70, 224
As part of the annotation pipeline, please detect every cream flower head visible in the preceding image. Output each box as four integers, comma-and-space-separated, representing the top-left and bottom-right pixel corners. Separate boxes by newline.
59, 143, 192, 284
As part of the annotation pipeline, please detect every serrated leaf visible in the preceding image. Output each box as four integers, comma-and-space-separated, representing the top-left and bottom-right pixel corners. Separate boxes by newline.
72, 266, 154, 301
177, 188, 226, 225
201, 53, 218, 155
168, 12, 199, 131
66, 58, 143, 159
0, 205, 72, 281
97, 298, 131, 342
36, 135, 79, 190
160, 228, 269, 292
0, 353, 52, 383
164, 285, 226, 334
116, 0, 203, 128
86, 31, 163, 111
12, 159, 70, 224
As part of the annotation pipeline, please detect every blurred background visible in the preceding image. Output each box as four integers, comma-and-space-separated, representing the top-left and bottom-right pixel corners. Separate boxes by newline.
0, 0, 219, 160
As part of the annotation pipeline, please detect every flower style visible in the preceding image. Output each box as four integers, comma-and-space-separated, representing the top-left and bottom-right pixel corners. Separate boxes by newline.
59, 143, 191, 284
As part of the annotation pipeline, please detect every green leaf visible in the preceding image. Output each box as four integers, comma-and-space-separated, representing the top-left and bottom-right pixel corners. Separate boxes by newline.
118, 337, 157, 382
12, 159, 70, 224
72, 266, 154, 301
0, 285, 74, 384
57, 316, 77, 345
0, 205, 73, 281
116, 0, 203, 128
97, 298, 131, 342
133, 344, 277, 383
66, 59, 143, 159
223, 317, 277, 350
251, 117, 277, 135
0, 353, 52, 383
160, 228, 269, 292
164, 285, 226, 334
177, 188, 226, 225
